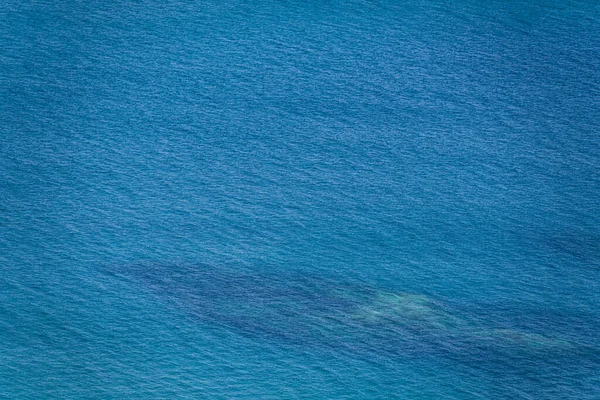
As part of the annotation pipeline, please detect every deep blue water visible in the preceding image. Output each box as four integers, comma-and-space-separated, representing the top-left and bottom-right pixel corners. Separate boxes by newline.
1, 0, 600, 398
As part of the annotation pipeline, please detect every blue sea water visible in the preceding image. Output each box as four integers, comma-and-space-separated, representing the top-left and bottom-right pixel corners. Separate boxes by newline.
1, 0, 600, 398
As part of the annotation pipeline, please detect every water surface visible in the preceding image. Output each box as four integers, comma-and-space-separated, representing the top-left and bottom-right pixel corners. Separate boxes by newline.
1, 0, 599, 398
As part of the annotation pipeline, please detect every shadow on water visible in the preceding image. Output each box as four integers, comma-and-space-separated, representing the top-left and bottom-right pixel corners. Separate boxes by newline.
102, 262, 600, 372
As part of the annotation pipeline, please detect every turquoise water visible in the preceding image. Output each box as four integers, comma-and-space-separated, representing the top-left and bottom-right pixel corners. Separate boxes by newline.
1, 0, 600, 398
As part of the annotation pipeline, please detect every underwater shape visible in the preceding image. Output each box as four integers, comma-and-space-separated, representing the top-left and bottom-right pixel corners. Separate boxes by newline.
104, 261, 599, 369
